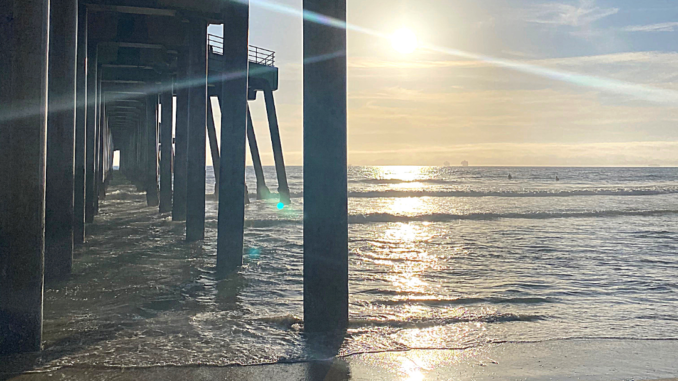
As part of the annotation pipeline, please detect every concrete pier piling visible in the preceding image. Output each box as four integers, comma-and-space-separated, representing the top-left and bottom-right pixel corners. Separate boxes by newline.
303, 0, 349, 333
207, 102, 221, 195
0, 0, 50, 354
159, 77, 174, 213
246, 106, 270, 200
94, 72, 102, 214
74, 4, 87, 244
216, 1, 250, 274
186, 20, 207, 242
45, 0, 78, 281
145, 94, 160, 207
173, 51, 190, 222
85, 36, 98, 224
0, 0, 11, 276
136, 104, 147, 193
263, 84, 291, 205
94, 73, 105, 211
97, 95, 107, 201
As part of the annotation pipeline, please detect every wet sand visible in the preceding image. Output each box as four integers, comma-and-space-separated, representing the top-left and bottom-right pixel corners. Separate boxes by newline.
2, 339, 677, 380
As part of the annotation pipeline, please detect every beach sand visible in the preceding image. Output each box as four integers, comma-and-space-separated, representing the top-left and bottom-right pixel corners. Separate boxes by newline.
2, 339, 677, 380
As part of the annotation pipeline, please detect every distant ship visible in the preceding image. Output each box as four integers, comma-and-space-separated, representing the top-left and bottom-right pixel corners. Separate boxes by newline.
443, 161, 451, 167
461, 160, 469, 167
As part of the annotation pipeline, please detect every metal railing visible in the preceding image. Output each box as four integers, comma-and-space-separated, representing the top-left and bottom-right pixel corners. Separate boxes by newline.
208, 34, 276, 67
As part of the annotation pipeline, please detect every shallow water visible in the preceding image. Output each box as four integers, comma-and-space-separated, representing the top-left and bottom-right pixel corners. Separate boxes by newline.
4, 166, 678, 370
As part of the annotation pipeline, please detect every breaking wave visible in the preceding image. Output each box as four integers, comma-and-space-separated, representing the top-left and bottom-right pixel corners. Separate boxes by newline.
348, 210, 678, 223
348, 313, 546, 329
350, 178, 456, 185
242, 209, 678, 227
279, 188, 678, 199
346, 188, 678, 199
361, 297, 555, 306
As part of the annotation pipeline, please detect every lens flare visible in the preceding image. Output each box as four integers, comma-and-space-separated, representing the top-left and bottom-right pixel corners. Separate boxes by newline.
241, 0, 678, 105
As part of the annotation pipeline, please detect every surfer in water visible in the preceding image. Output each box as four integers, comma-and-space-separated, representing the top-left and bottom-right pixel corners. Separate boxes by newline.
508, 173, 513, 180
556, 176, 560, 181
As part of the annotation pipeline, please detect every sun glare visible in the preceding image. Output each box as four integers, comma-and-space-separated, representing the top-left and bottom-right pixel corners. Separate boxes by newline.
391, 28, 418, 54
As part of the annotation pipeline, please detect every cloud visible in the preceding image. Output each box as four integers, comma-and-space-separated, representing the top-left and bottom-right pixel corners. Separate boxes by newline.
527, 0, 618, 27
532, 51, 678, 67
623, 22, 678, 33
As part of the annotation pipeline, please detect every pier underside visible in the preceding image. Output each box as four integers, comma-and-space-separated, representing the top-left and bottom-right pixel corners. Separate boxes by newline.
1, 0, 347, 356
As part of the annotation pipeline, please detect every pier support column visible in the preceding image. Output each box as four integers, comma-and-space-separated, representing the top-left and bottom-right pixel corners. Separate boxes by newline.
217, 1, 250, 274
186, 20, 207, 242
85, 37, 97, 223
1, 1, 11, 276
45, 0, 78, 280
246, 106, 270, 199
146, 94, 160, 207
74, 4, 87, 243
135, 104, 147, 192
130, 124, 139, 186
263, 84, 290, 205
207, 101, 221, 195
159, 76, 174, 213
173, 51, 189, 221
94, 73, 103, 210
303, 0, 349, 333
97, 95, 106, 201
0, 0, 50, 354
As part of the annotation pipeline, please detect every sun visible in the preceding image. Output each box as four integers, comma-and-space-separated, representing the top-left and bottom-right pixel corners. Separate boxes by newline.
391, 28, 418, 54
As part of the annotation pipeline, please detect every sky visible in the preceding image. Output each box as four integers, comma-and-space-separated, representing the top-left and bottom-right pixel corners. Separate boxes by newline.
206, 0, 678, 167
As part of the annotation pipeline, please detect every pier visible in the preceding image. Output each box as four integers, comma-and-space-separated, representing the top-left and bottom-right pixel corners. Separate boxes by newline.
0, 0, 348, 354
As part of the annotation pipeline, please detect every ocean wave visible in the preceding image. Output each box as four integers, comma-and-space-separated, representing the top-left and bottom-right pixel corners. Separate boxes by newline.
250, 312, 544, 332
348, 313, 545, 329
241, 209, 678, 227
244, 219, 300, 228
346, 189, 678, 199
350, 178, 456, 185
274, 188, 678, 199
362, 296, 555, 306
348, 210, 678, 223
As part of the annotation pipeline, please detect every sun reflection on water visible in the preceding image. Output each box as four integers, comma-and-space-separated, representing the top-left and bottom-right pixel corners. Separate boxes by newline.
373, 166, 434, 190
384, 222, 420, 242
389, 198, 425, 215
400, 357, 426, 381
379, 166, 426, 182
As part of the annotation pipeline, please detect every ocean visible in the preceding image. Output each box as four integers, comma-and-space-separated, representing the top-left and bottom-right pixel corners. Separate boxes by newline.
22, 166, 678, 369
